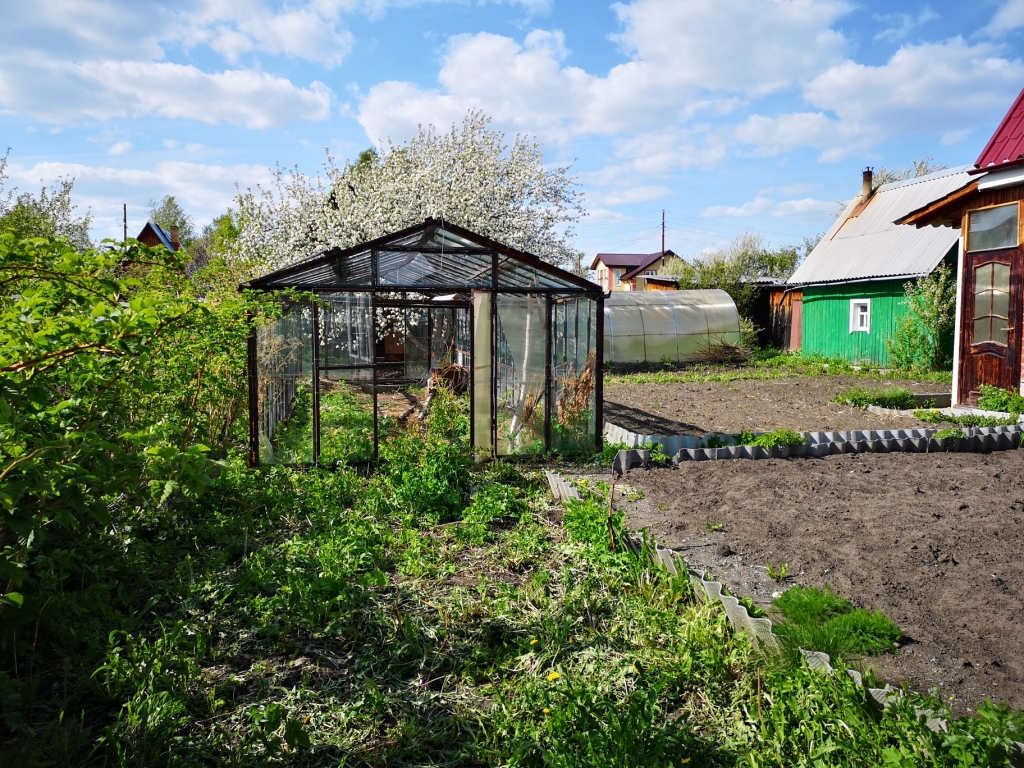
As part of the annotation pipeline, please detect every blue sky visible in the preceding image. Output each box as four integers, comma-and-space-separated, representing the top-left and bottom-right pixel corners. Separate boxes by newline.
2, 0, 1024, 261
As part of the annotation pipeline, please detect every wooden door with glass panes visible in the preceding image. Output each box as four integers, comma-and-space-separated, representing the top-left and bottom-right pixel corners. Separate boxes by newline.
959, 201, 1022, 403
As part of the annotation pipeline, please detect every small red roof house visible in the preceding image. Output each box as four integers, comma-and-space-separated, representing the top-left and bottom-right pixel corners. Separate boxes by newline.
136, 221, 180, 251
590, 250, 676, 291
900, 85, 1024, 404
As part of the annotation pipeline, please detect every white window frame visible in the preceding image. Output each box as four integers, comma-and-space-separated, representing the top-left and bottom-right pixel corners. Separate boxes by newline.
614, 268, 623, 286
849, 299, 870, 333
644, 270, 656, 276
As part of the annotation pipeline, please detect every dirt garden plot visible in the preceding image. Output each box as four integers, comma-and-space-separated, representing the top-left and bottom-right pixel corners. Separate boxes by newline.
604, 375, 943, 435
603, 450, 1024, 715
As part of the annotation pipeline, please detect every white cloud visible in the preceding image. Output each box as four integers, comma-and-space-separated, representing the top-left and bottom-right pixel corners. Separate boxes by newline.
981, 0, 1024, 37
163, 139, 179, 149
107, 141, 133, 155
181, 1, 356, 67
590, 185, 673, 206
0, 56, 334, 128
702, 196, 774, 217
701, 195, 835, 221
770, 197, 837, 219
357, 0, 854, 145
736, 37, 1024, 160
874, 7, 938, 43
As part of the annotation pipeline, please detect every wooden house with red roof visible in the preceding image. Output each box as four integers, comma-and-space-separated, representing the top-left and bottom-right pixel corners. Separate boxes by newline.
900, 86, 1024, 405
590, 250, 676, 291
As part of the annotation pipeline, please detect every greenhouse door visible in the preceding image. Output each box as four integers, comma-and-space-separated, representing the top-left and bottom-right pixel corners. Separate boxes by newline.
959, 251, 1021, 403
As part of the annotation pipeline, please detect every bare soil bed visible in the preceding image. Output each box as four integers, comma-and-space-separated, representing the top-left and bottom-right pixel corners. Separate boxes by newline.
606, 450, 1024, 714
604, 375, 943, 435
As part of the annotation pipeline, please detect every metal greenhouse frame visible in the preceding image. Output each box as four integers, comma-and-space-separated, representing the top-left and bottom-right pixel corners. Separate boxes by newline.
243, 218, 603, 466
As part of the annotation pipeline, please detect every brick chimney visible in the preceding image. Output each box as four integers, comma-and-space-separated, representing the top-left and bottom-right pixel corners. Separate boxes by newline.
861, 167, 873, 200
169, 226, 180, 250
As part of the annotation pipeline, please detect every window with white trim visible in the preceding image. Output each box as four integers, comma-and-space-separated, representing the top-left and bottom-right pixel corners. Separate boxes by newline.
614, 269, 623, 286
644, 270, 656, 276
849, 299, 870, 333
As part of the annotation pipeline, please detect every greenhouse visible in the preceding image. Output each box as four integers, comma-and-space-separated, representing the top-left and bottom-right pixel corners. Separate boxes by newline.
603, 289, 741, 364
244, 218, 603, 465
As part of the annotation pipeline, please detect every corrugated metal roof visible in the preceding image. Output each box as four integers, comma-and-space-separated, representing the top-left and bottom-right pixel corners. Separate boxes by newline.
975, 86, 1024, 173
788, 166, 972, 286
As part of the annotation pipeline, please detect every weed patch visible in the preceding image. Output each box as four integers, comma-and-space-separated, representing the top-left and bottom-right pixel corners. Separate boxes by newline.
772, 585, 902, 661
832, 385, 918, 410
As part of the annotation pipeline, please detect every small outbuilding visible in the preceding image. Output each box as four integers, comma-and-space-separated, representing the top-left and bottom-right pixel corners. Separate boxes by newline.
136, 221, 180, 251
242, 218, 603, 465
788, 166, 971, 366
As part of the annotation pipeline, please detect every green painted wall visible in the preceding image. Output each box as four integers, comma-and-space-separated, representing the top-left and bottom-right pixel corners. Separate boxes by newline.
801, 280, 909, 365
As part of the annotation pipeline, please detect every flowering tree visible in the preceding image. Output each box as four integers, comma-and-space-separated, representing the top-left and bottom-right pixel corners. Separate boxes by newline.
232, 112, 585, 276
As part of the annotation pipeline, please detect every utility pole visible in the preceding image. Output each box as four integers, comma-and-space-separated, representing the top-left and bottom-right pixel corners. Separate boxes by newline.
123, 204, 127, 242
661, 209, 665, 257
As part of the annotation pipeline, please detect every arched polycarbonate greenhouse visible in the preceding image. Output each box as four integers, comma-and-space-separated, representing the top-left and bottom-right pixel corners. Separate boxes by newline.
243, 218, 604, 465
603, 289, 741, 364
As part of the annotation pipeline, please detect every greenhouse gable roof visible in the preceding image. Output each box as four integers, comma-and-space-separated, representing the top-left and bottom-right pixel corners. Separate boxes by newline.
244, 218, 598, 293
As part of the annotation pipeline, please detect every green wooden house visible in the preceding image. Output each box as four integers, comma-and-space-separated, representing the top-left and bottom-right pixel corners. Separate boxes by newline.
788, 166, 972, 365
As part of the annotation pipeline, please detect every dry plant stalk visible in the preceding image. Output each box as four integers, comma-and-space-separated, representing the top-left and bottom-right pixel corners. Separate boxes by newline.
556, 350, 596, 429
694, 336, 749, 364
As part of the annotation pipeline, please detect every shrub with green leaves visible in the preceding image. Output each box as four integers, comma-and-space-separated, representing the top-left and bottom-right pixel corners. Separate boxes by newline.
886, 263, 956, 371
0, 233, 271, 607
978, 384, 1024, 414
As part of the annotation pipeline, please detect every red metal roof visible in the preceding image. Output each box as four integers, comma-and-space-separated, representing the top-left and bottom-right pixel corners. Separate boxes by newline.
974, 86, 1024, 173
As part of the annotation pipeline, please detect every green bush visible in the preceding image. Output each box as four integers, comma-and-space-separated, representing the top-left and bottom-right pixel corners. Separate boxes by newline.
977, 384, 1024, 414
833, 385, 917, 410
886, 264, 956, 371
913, 409, 1017, 427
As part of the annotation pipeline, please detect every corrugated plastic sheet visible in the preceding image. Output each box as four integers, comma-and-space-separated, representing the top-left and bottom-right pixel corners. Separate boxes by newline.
788, 166, 973, 285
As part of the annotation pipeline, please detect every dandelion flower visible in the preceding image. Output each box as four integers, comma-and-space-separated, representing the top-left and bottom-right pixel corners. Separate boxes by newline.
547, 671, 561, 682
542, 708, 550, 714
530, 639, 538, 646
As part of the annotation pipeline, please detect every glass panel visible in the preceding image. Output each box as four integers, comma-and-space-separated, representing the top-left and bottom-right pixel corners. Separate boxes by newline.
994, 262, 1011, 291
552, 296, 597, 453
969, 204, 1018, 251
405, 307, 430, 380
316, 378, 374, 466
993, 289, 1010, 320
975, 263, 993, 292
256, 302, 313, 464
973, 317, 993, 345
262, 248, 373, 288
496, 254, 587, 290
472, 291, 492, 454
377, 249, 492, 288
316, 293, 374, 465
319, 293, 372, 368
496, 293, 547, 456
994, 322, 1009, 346
974, 288, 993, 319
678, 334, 708, 361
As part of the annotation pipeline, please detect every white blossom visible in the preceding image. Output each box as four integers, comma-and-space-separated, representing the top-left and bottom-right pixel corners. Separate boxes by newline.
231, 112, 585, 277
